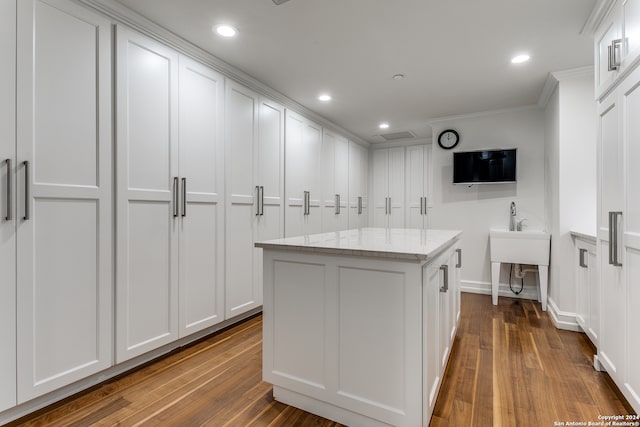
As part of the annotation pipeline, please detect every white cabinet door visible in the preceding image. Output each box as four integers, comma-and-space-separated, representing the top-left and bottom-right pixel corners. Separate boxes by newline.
595, 8, 621, 99
321, 130, 349, 232
388, 147, 405, 228
622, 0, 640, 69
372, 149, 389, 227
405, 145, 430, 229
575, 239, 599, 346
16, 0, 113, 400
422, 261, 440, 420
621, 65, 640, 410
178, 56, 225, 337
0, 0, 16, 412
116, 27, 179, 362
225, 81, 259, 318
348, 142, 368, 229
597, 89, 625, 382
321, 130, 337, 232
285, 110, 321, 237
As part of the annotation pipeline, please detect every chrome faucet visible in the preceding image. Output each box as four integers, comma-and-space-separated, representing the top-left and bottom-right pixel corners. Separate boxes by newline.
509, 201, 517, 231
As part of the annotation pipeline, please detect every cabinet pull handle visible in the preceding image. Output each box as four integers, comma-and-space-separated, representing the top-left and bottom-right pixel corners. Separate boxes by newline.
22, 161, 29, 220
4, 159, 11, 221
456, 248, 462, 268
610, 211, 622, 266
260, 186, 264, 216
387, 197, 391, 215
181, 178, 187, 217
579, 248, 588, 268
335, 194, 340, 215
358, 196, 362, 215
173, 177, 179, 217
304, 191, 310, 216
440, 264, 449, 292
420, 196, 423, 215
256, 186, 260, 216
608, 44, 615, 71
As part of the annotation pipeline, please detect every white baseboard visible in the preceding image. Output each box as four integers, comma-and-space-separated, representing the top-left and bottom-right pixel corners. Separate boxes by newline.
460, 280, 539, 301
546, 297, 580, 332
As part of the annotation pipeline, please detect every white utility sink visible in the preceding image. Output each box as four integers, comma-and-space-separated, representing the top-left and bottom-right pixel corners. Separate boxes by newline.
489, 228, 551, 311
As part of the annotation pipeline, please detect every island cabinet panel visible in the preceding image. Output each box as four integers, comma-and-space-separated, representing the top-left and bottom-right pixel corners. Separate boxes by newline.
260, 228, 461, 427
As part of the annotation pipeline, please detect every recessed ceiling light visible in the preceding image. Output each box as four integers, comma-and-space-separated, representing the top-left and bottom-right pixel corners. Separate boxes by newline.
511, 54, 530, 64
318, 94, 331, 102
215, 25, 238, 38
392, 74, 405, 80
379, 123, 390, 129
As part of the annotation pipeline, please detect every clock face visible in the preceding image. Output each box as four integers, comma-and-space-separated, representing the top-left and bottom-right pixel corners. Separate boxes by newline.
438, 129, 459, 149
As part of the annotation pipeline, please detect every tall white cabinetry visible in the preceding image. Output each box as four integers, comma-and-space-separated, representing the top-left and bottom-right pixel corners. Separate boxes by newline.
116, 29, 225, 362
0, 0, 16, 412
14, 0, 113, 401
405, 145, 431, 229
321, 130, 349, 232
225, 81, 285, 318
595, 2, 640, 411
372, 148, 405, 228
348, 142, 369, 229
285, 110, 322, 237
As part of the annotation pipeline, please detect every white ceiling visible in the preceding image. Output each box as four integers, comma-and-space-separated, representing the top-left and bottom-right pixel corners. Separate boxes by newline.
114, 0, 596, 143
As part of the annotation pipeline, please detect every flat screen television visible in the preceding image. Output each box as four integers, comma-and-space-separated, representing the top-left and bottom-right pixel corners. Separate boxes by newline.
453, 149, 517, 184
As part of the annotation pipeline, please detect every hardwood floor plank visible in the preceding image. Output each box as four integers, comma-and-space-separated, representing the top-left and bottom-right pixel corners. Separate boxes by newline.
13, 294, 635, 427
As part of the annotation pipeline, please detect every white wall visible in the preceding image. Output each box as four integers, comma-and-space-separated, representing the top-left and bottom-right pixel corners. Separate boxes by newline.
430, 108, 546, 296
544, 68, 596, 322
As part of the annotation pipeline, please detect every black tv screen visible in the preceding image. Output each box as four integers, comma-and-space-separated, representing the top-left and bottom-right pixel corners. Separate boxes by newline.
453, 149, 517, 184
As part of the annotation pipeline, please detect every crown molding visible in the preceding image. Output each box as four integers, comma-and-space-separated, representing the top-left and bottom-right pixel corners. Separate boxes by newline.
425, 104, 539, 125
76, 0, 370, 148
581, 0, 617, 35
537, 66, 594, 108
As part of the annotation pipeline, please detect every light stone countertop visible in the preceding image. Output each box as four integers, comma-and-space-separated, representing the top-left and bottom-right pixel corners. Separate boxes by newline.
255, 227, 462, 261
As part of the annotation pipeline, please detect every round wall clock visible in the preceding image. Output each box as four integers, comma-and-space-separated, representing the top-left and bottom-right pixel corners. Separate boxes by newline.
437, 129, 460, 149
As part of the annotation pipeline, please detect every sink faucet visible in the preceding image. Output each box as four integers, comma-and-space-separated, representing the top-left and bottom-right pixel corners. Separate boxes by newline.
517, 218, 528, 231
509, 201, 517, 231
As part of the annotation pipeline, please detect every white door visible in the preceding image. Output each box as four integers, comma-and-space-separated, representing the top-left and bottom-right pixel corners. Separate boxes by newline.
575, 241, 590, 334
285, 111, 321, 237
225, 81, 259, 318
621, 65, 640, 409
597, 89, 625, 382
359, 146, 369, 227
372, 149, 389, 227
334, 135, 349, 231
388, 147, 405, 228
0, 0, 16, 412
254, 97, 285, 309
595, 9, 620, 98
423, 261, 441, 419
622, 0, 640, 69
178, 56, 225, 337
321, 130, 337, 232
16, 0, 113, 400
116, 27, 179, 362
348, 141, 368, 229
405, 145, 426, 229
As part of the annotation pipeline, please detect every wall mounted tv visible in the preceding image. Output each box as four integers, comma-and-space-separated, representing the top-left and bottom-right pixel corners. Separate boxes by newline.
453, 149, 517, 184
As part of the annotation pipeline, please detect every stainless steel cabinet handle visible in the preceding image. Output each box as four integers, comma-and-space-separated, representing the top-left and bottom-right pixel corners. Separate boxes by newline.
181, 178, 187, 217
335, 194, 340, 215
456, 248, 462, 268
608, 44, 615, 71
256, 186, 260, 216
304, 191, 310, 216
260, 186, 264, 216
22, 161, 29, 221
173, 177, 179, 217
609, 211, 622, 266
440, 264, 449, 293
579, 248, 588, 268
358, 196, 362, 215
4, 159, 11, 221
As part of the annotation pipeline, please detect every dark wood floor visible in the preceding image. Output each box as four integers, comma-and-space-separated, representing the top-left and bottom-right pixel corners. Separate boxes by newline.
10, 293, 634, 426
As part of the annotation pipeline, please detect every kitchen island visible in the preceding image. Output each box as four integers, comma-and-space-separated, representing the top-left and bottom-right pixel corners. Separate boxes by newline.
256, 227, 462, 427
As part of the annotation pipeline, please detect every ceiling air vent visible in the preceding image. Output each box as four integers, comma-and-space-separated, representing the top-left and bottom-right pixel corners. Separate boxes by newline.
379, 131, 416, 141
